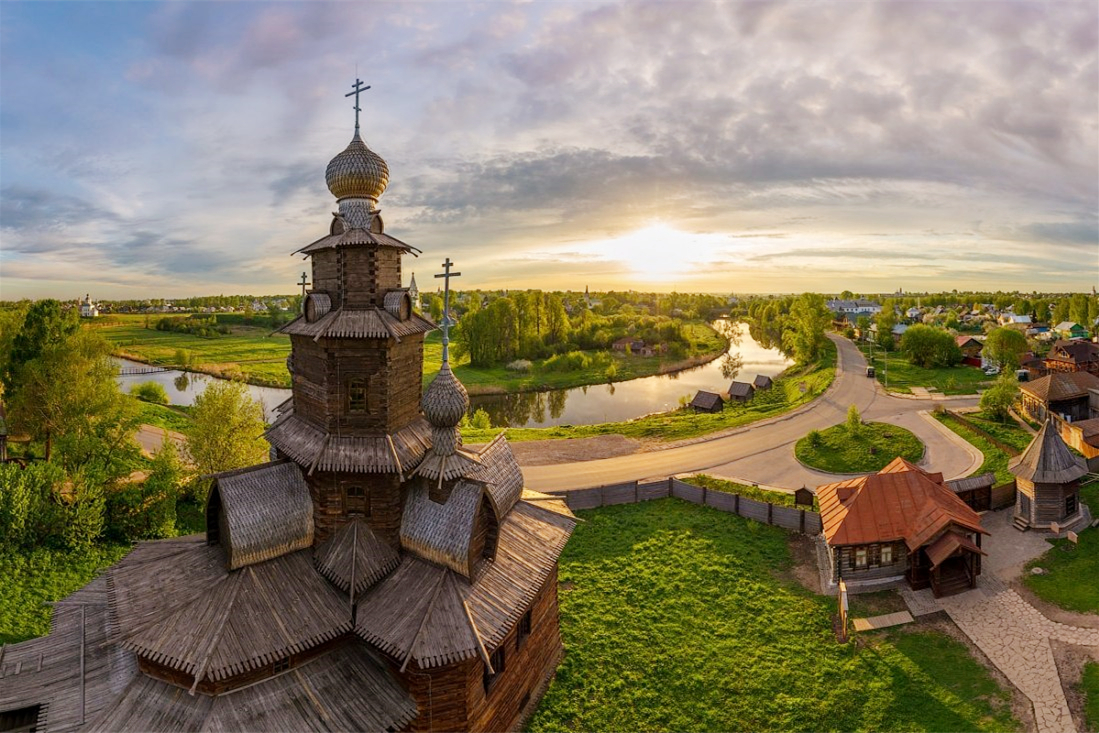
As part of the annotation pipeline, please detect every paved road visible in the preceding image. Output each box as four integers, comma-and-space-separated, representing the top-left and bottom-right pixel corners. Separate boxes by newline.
135, 424, 187, 457
522, 335, 983, 492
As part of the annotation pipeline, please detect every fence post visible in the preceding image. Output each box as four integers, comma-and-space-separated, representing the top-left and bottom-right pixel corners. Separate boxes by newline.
767, 502, 773, 526
800, 509, 805, 533
666, 477, 672, 498
702, 484, 708, 506
634, 480, 639, 503
599, 485, 606, 507
734, 493, 740, 515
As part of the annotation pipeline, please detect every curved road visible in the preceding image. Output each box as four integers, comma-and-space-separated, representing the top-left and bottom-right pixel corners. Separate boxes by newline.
521, 335, 984, 493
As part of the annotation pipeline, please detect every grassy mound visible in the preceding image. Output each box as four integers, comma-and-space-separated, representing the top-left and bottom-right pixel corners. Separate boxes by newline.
528, 499, 1018, 732
795, 421, 923, 473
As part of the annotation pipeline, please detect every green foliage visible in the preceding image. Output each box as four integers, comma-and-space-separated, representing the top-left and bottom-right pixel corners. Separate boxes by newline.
932, 412, 1015, 483
875, 308, 898, 352
469, 408, 492, 430
0, 543, 130, 644
156, 314, 229, 337
107, 436, 184, 541
983, 327, 1028, 370
130, 380, 169, 404
781, 293, 833, 365
6, 299, 79, 392
59, 471, 107, 550
860, 343, 991, 395
528, 500, 1018, 732
185, 380, 268, 503
796, 422, 924, 473
846, 404, 862, 437
900, 324, 962, 368
0, 462, 66, 550
679, 473, 803, 507
806, 429, 822, 448
980, 374, 1020, 422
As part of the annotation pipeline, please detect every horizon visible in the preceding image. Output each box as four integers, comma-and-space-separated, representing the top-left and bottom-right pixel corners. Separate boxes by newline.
1, 1, 1097, 300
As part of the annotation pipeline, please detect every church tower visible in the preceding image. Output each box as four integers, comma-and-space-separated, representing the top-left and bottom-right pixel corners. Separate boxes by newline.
270, 84, 436, 545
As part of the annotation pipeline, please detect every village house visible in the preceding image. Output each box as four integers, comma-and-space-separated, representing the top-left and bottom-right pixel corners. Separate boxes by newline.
1053, 321, 1089, 341
954, 335, 983, 366
0, 90, 577, 733
1044, 339, 1099, 375
1019, 371, 1099, 423
817, 457, 987, 597
1056, 417, 1099, 470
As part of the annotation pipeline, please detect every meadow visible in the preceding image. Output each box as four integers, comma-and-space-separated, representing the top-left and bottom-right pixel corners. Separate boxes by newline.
858, 344, 993, 395
527, 499, 1019, 732
795, 421, 924, 473
931, 410, 1032, 484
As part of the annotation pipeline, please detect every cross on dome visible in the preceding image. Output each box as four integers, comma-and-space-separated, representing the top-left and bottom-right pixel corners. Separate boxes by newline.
434, 258, 461, 363
345, 78, 370, 133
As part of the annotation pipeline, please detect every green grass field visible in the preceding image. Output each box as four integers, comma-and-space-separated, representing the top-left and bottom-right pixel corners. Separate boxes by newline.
1023, 478, 1099, 614
678, 473, 810, 508
932, 412, 1015, 483
132, 398, 194, 434
795, 421, 923, 473
527, 500, 1019, 732
1084, 662, 1099, 733
95, 314, 727, 395
463, 341, 836, 444
858, 344, 993, 395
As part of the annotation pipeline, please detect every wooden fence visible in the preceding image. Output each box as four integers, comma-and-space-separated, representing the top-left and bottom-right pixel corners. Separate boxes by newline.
944, 410, 1021, 457
991, 480, 1017, 510
545, 478, 824, 535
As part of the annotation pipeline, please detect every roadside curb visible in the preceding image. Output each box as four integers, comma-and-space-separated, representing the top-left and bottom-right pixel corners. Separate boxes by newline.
917, 410, 984, 480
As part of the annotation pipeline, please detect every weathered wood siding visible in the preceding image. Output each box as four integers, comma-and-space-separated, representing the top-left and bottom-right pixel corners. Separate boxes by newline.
832, 542, 908, 582
1017, 478, 1080, 526
307, 472, 404, 546
311, 251, 340, 304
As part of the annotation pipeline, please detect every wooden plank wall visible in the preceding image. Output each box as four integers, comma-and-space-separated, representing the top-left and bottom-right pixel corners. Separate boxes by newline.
545, 479, 823, 535
991, 480, 1017, 510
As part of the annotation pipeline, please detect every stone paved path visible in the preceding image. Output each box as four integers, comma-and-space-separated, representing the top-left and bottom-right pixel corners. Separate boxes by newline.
903, 575, 1099, 733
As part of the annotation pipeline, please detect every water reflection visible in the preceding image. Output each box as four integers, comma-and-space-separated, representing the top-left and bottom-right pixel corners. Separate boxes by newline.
467, 321, 790, 428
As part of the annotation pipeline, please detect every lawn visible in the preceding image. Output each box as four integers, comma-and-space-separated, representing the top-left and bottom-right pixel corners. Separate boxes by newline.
528, 499, 1019, 732
795, 421, 923, 473
1084, 662, 1099, 733
932, 411, 1015, 483
678, 473, 810, 508
132, 397, 194, 434
1022, 478, 1099, 614
464, 340, 836, 444
0, 544, 131, 644
858, 344, 993, 395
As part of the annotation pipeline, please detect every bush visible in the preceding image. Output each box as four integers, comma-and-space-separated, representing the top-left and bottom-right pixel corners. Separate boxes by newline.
846, 404, 862, 437
0, 462, 65, 550
58, 471, 107, 550
107, 436, 183, 541
505, 359, 532, 373
806, 429, 822, 448
980, 374, 1020, 422
900, 324, 962, 368
470, 408, 492, 430
130, 381, 169, 404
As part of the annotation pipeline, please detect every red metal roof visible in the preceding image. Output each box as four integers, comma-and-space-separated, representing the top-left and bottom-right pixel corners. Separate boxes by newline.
817, 457, 986, 550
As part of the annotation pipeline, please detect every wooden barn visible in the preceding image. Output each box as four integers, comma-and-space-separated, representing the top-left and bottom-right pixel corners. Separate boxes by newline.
1009, 420, 1087, 532
817, 458, 987, 597
752, 375, 773, 391
727, 381, 755, 403
0, 92, 576, 733
689, 390, 723, 413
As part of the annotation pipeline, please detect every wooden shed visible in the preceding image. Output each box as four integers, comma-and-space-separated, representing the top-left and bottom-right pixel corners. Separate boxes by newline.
752, 375, 774, 391
1009, 421, 1087, 531
689, 390, 724, 413
728, 381, 755, 403
946, 472, 995, 512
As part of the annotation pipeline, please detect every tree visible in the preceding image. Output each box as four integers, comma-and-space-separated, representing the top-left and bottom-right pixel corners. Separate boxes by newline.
983, 327, 1028, 370
185, 380, 268, 503
6, 299, 78, 392
846, 404, 862, 437
899, 325, 961, 368
875, 309, 898, 352
108, 434, 184, 540
980, 373, 1020, 422
781, 293, 831, 365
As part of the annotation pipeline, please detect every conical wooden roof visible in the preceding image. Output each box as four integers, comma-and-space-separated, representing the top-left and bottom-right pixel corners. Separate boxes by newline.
1009, 420, 1087, 484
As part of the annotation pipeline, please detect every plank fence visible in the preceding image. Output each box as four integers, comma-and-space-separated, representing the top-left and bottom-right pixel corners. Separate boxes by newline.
991, 479, 1017, 510
943, 410, 1021, 457
545, 478, 823, 535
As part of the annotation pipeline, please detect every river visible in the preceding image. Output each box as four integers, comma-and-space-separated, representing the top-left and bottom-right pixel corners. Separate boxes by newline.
114, 321, 790, 428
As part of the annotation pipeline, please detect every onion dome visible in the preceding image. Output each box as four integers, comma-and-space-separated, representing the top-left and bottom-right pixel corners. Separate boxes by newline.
421, 363, 469, 428
325, 131, 390, 203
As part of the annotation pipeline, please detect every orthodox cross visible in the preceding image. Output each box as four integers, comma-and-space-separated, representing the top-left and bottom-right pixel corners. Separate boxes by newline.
298, 271, 310, 313
434, 258, 461, 362
345, 78, 370, 133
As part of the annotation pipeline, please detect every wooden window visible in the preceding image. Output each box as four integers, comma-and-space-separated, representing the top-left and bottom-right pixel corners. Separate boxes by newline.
348, 378, 367, 412
273, 657, 290, 674
483, 646, 506, 695
855, 547, 868, 568
343, 482, 369, 516
1066, 494, 1077, 517
517, 610, 532, 649
880, 544, 893, 565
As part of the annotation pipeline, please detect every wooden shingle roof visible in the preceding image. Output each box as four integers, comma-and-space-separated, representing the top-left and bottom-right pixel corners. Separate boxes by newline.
728, 381, 755, 398
1020, 370, 1099, 404
469, 434, 525, 517
689, 390, 723, 411
816, 457, 985, 550
88, 644, 417, 733
109, 544, 351, 689
279, 306, 435, 341
265, 412, 432, 474
752, 375, 774, 390
946, 472, 996, 494
1009, 420, 1088, 485
208, 460, 313, 570
400, 479, 483, 577
314, 517, 400, 600
357, 499, 575, 670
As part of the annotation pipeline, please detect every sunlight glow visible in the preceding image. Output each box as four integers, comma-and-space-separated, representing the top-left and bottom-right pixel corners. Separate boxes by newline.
582, 223, 736, 282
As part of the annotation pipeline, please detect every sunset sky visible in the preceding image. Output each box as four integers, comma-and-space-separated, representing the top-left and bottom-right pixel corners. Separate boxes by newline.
1, 1, 1096, 300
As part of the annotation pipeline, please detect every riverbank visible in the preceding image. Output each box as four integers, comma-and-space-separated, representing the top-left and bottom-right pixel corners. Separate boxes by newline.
461, 339, 835, 444
97, 315, 728, 396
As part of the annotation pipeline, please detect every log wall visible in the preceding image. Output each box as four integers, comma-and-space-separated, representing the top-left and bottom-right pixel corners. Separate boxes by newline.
1017, 478, 1080, 527
307, 471, 405, 546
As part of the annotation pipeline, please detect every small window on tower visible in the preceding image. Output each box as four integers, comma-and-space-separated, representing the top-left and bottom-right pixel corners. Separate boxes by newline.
348, 379, 367, 412
347, 485, 364, 498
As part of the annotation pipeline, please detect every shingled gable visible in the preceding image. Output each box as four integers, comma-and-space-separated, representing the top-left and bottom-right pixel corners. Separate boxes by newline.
265, 411, 433, 474
1009, 420, 1088, 484
400, 479, 487, 577
205, 460, 313, 570
314, 516, 400, 600
816, 457, 985, 549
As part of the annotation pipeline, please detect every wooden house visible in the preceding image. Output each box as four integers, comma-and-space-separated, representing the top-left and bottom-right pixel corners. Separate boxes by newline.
816, 457, 987, 597
1019, 371, 1099, 423
1053, 321, 1089, 341
727, 381, 755, 403
954, 335, 983, 367
752, 374, 774, 391
1009, 421, 1087, 532
0, 100, 576, 733
1044, 339, 1099, 375
689, 390, 723, 413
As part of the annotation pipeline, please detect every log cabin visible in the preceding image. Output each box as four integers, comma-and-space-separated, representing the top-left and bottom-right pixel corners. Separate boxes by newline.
0, 90, 576, 733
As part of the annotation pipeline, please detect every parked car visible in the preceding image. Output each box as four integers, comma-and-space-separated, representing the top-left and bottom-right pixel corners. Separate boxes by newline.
983, 366, 1000, 376
1015, 369, 1029, 382
865, 366, 875, 378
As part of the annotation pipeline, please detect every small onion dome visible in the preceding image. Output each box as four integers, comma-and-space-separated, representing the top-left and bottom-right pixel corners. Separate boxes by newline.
421, 362, 469, 427
325, 131, 390, 202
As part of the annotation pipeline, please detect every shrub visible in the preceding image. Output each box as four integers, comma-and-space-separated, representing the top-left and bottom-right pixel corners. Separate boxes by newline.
107, 435, 183, 541
846, 404, 862, 437
130, 381, 169, 404
470, 408, 492, 430
605, 363, 618, 382
0, 462, 65, 550
980, 374, 1020, 422
505, 359, 532, 373
58, 471, 107, 550
806, 429, 822, 448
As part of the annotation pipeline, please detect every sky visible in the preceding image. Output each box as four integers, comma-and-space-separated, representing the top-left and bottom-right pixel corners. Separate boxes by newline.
1, 1, 1097, 300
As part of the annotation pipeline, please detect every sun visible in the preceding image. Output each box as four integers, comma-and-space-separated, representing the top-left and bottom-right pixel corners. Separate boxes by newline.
593, 223, 724, 282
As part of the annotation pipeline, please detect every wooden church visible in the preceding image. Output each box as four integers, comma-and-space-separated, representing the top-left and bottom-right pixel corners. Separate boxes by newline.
0, 83, 576, 733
